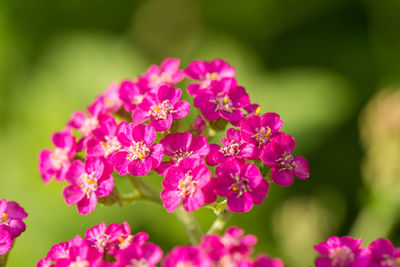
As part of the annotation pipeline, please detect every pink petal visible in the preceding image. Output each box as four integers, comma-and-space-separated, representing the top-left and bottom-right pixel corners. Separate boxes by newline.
63, 185, 85, 205
293, 156, 310, 180
183, 190, 204, 212
173, 101, 190, 119
227, 193, 253, 213
77, 193, 98, 215
66, 160, 85, 184
128, 158, 152, 176
271, 168, 294, 187
161, 190, 181, 212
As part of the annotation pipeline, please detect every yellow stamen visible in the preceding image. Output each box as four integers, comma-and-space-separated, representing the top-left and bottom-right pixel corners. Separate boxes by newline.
87, 179, 96, 185
151, 74, 158, 82
100, 141, 108, 148
211, 72, 218, 80
395, 258, 400, 265
232, 186, 239, 192
179, 181, 186, 188
154, 106, 161, 113
2, 213, 8, 221
104, 97, 113, 108
138, 154, 145, 160
118, 237, 125, 243
255, 106, 261, 115
223, 96, 229, 104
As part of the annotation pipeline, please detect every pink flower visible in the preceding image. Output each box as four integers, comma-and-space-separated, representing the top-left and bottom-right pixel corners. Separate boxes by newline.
215, 159, 269, 213
261, 133, 310, 186
119, 79, 152, 112
240, 113, 283, 158
188, 115, 206, 136
0, 199, 28, 239
161, 158, 212, 212
132, 85, 190, 132
63, 157, 114, 214
163, 246, 212, 267
88, 82, 123, 116
253, 255, 285, 267
194, 78, 250, 124
141, 58, 184, 89
86, 117, 127, 160
112, 124, 164, 176
157, 132, 210, 175
206, 128, 256, 166
185, 59, 236, 95
39, 130, 76, 183
114, 241, 163, 267
85, 222, 123, 255
0, 229, 12, 255
368, 238, 400, 267
314, 236, 371, 267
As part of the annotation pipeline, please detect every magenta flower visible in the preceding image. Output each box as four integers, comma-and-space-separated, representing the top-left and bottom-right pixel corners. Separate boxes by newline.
163, 246, 212, 267
206, 128, 256, 166
141, 58, 184, 89
194, 78, 250, 124
39, 130, 76, 183
86, 117, 127, 160
314, 236, 371, 267
112, 124, 164, 176
368, 238, 400, 267
161, 158, 212, 212
0, 229, 12, 255
240, 113, 283, 158
157, 132, 210, 175
200, 226, 257, 266
215, 159, 269, 212
132, 85, 190, 132
63, 157, 114, 214
119, 79, 152, 112
85, 222, 123, 255
185, 59, 236, 95
68, 111, 99, 137
253, 255, 285, 267
115, 241, 163, 267
261, 133, 310, 186
0, 199, 28, 239
88, 82, 123, 116
52, 242, 103, 267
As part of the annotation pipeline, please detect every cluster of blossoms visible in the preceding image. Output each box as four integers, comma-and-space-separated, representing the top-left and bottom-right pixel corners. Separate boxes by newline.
37, 222, 283, 267
314, 236, 400, 267
0, 199, 27, 255
38, 58, 310, 215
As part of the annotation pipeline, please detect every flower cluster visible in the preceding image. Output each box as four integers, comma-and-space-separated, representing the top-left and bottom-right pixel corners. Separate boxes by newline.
37, 223, 283, 267
38, 58, 310, 215
37, 221, 162, 267
314, 236, 400, 267
164, 226, 284, 267
0, 199, 28, 255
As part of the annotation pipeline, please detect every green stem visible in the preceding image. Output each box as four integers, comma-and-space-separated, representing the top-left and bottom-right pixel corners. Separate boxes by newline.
0, 251, 9, 267
174, 206, 203, 245
121, 177, 162, 206
207, 207, 232, 235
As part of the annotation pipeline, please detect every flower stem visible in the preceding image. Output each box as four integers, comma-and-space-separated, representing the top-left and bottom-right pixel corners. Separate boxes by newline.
0, 251, 9, 267
121, 177, 162, 206
174, 206, 203, 245
207, 207, 232, 235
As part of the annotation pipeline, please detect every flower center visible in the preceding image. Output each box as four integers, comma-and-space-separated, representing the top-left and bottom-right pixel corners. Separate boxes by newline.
171, 149, 193, 163
100, 136, 121, 156
80, 117, 98, 136
50, 149, 69, 169
69, 257, 90, 267
276, 152, 296, 171
1, 213, 8, 224
381, 256, 400, 267
81, 172, 99, 198
126, 141, 150, 161
128, 258, 149, 267
118, 235, 133, 249
252, 126, 272, 145
219, 141, 240, 157
212, 93, 233, 113
150, 73, 172, 86
149, 100, 174, 120
178, 172, 198, 197
329, 246, 354, 266
229, 174, 252, 198
176, 261, 195, 267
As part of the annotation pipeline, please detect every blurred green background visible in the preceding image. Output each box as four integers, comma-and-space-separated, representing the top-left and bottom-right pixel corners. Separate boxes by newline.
1, 0, 400, 266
